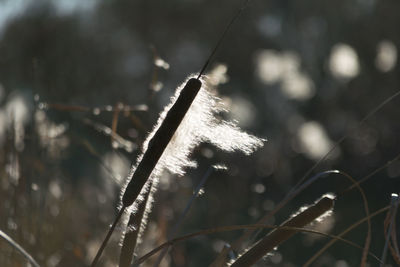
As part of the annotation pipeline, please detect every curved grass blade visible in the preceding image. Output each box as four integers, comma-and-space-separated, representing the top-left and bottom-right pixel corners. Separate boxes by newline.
303, 205, 390, 266
380, 193, 399, 267
153, 167, 214, 266
132, 222, 383, 266
218, 90, 400, 264
0, 229, 41, 267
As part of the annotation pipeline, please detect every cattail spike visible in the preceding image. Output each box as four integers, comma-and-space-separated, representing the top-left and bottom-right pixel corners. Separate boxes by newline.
122, 78, 202, 207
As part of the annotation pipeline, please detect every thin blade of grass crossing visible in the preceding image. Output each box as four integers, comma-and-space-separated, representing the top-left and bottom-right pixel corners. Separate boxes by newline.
381, 193, 400, 267
0, 229, 41, 267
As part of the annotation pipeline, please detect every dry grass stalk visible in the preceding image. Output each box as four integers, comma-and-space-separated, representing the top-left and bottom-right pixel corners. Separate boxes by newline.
382, 193, 400, 266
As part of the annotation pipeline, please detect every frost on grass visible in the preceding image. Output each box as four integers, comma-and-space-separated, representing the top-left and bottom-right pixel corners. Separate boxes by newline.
120, 65, 265, 245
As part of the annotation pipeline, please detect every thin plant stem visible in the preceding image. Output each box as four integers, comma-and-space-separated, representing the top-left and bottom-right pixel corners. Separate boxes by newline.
303, 205, 390, 266
197, 0, 251, 79
340, 152, 400, 195
153, 167, 214, 266
334, 171, 371, 267
380, 194, 399, 267
224, 90, 400, 256
91, 207, 125, 267
220, 150, 399, 264
293, 89, 400, 193
0, 229, 41, 267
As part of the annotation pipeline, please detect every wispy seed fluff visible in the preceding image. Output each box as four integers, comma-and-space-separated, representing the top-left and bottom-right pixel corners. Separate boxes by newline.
120, 66, 265, 243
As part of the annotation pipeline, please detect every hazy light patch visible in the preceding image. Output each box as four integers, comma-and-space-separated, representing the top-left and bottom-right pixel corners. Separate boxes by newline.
225, 95, 257, 127
85, 240, 101, 264
101, 152, 130, 185
82, 118, 136, 153
0, 0, 29, 35
297, 121, 334, 160
0, 0, 99, 36
7, 218, 17, 230
329, 43, 360, 80
122, 51, 149, 78
256, 50, 292, 84
251, 183, 266, 194
335, 260, 349, 267
172, 41, 204, 73
212, 239, 226, 252
281, 71, 315, 100
248, 206, 260, 218
351, 127, 378, 155
31, 183, 39, 191
375, 40, 397, 72
0, 83, 4, 102
263, 199, 275, 211
256, 50, 314, 100
387, 160, 400, 178
47, 253, 61, 267
6, 92, 31, 151
257, 15, 282, 38
0, 110, 6, 146
255, 50, 278, 83
154, 58, 170, 70
49, 180, 62, 199
35, 110, 70, 158
5, 152, 20, 185
270, 252, 282, 264
52, 0, 98, 15
6, 92, 30, 125
207, 64, 229, 86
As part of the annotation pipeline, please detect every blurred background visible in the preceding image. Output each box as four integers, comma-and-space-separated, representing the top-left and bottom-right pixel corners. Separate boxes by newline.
1, 0, 400, 266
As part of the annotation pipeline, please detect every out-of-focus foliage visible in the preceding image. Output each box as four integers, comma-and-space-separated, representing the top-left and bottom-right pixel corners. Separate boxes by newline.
0, 0, 400, 266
